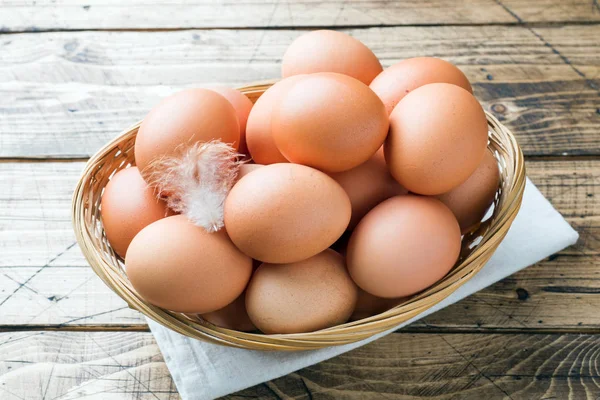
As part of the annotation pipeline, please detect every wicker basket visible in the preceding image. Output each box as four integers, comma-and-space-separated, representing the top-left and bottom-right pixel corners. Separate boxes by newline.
72, 80, 526, 351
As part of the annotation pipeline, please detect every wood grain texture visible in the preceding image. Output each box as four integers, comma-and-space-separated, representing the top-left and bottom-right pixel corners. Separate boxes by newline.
1, 25, 599, 158
1, 0, 599, 32
0, 159, 595, 329
3, 331, 600, 399
501, 0, 600, 23
228, 332, 600, 399
0, 331, 177, 400
0, 0, 514, 31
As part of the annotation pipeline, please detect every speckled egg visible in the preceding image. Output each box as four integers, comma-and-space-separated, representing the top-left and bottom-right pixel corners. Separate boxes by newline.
246, 249, 358, 334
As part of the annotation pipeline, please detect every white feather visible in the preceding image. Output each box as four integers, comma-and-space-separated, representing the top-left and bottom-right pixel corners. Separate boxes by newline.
145, 141, 242, 232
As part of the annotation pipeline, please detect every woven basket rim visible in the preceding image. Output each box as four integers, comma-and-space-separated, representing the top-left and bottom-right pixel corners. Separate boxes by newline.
72, 81, 526, 351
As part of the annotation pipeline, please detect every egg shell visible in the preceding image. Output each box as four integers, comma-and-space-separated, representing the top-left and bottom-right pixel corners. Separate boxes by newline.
282, 30, 382, 85
224, 163, 351, 264
135, 89, 240, 178
385, 83, 488, 195
101, 167, 172, 258
245, 76, 306, 164
272, 73, 389, 173
330, 148, 408, 229
246, 249, 358, 334
125, 215, 253, 314
347, 195, 461, 298
436, 149, 500, 233
200, 291, 256, 332
210, 87, 254, 156
350, 288, 405, 321
370, 57, 472, 115
236, 163, 263, 181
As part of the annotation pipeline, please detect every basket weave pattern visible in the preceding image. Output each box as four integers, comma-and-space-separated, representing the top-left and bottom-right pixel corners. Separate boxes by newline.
72, 81, 526, 351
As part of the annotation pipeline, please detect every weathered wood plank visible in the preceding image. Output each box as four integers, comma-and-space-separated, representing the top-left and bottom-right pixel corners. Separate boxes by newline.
3, 331, 600, 400
1, 26, 599, 158
413, 255, 600, 331
0, 331, 177, 400
1, 0, 599, 32
502, 0, 600, 23
0, 159, 596, 329
230, 332, 600, 399
0, 1, 511, 32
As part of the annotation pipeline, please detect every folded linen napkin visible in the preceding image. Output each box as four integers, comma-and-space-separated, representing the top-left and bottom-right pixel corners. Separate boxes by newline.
148, 178, 579, 399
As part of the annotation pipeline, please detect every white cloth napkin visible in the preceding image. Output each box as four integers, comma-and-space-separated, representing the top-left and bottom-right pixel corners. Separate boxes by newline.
148, 178, 579, 400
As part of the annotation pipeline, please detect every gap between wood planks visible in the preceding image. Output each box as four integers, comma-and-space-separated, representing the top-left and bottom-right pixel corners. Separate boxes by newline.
1, 20, 599, 35
4, 325, 600, 335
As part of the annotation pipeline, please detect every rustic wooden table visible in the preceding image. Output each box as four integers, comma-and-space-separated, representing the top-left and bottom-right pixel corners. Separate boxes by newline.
1, 1, 599, 399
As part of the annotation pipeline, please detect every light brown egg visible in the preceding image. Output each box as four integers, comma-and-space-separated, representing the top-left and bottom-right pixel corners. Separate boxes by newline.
236, 163, 263, 181
135, 89, 240, 178
201, 291, 256, 332
385, 83, 488, 195
210, 87, 254, 156
272, 73, 389, 173
246, 249, 358, 334
350, 288, 405, 321
436, 149, 500, 233
370, 57, 472, 115
224, 163, 351, 263
347, 195, 461, 298
245, 76, 306, 164
125, 215, 253, 313
330, 148, 408, 229
101, 167, 172, 258
282, 30, 382, 85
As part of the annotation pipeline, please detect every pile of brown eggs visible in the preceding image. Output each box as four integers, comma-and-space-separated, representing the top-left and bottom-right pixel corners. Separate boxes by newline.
100, 30, 500, 334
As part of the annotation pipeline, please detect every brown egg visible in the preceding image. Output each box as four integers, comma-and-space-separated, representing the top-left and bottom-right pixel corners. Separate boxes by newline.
135, 89, 240, 178
125, 215, 253, 313
347, 195, 461, 298
350, 288, 405, 321
224, 163, 351, 263
201, 291, 256, 332
282, 30, 382, 85
272, 73, 389, 173
101, 167, 172, 258
246, 249, 358, 334
436, 149, 500, 233
245, 76, 305, 164
236, 163, 263, 181
210, 87, 254, 156
385, 83, 488, 195
330, 148, 408, 229
370, 57, 472, 115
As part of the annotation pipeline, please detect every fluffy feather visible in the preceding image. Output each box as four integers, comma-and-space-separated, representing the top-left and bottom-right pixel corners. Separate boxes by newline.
145, 141, 242, 232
